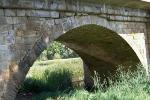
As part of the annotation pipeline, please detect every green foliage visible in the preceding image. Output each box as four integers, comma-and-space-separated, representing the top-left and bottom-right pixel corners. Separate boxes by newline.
19, 58, 83, 93
20, 67, 73, 93
38, 50, 48, 61
18, 59, 150, 100
39, 41, 79, 60
62, 65, 150, 100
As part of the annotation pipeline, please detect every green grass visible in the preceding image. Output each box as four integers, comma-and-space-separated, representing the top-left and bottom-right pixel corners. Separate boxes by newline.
30, 58, 83, 79
19, 58, 84, 93
17, 58, 150, 100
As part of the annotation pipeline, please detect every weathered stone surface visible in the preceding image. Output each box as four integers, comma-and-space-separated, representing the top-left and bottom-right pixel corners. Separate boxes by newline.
16, 10, 25, 17
5, 9, 16, 17
50, 11, 59, 18
0, 10, 4, 16
0, 1, 150, 100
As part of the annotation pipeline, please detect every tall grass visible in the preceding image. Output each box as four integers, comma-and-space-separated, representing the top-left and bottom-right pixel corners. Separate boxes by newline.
62, 65, 150, 100
18, 59, 150, 100
19, 58, 84, 93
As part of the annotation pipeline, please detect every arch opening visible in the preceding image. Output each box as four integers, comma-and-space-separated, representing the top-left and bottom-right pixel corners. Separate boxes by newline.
56, 24, 141, 89
17, 41, 84, 99
3, 16, 147, 100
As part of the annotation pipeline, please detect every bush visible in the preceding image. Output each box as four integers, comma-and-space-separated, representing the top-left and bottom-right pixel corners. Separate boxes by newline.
62, 65, 150, 100
19, 60, 150, 100
44, 68, 73, 92
38, 41, 79, 61
20, 67, 73, 93
19, 58, 84, 93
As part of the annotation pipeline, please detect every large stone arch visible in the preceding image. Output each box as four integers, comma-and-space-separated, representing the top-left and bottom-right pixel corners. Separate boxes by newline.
56, 24, 141, 90
0, 15, 149, 99
45, 16, 148, 68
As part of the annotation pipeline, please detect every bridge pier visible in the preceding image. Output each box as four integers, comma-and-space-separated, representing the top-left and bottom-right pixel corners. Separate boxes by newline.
83, 62, 94, 90
1, 64, 26, 100
0, 36, 48, 100
146, 21, 150, 78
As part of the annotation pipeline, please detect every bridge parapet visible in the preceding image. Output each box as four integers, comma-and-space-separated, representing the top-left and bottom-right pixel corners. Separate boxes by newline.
0, 0, 149, 22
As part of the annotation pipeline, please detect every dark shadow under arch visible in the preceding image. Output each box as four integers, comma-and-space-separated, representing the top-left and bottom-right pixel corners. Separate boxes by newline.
6, 17, 145, 100
57, 24, 140, 67
18, 24, 142, 92
56, 24, 141, 89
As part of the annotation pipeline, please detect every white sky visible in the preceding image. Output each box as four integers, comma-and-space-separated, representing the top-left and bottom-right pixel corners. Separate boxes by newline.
141, 0, 150, 2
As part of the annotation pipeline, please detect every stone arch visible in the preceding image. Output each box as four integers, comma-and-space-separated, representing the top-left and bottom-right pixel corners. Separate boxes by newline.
45, 16, 147, 67
57, 24, 141, 65
55, 24, 141, 89
1, 15, 148, 99
45, 16, 146, 89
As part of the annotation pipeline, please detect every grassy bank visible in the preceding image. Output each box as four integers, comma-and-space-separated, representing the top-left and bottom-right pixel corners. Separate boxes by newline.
19, 58, 84, 93
16, 58, 150, 100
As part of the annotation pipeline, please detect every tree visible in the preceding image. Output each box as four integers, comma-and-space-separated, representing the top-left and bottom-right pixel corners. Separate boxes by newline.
39, 41, 79, 60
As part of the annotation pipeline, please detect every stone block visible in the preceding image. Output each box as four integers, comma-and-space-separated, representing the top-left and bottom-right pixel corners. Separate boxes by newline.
35, 10, 50, 17
0, 25, 12, 33
0, 36, 6, 45
34, 0, 44, 9
18, 0, 34, 8
60, 12, 75, 17
123, 16, 128, 21
50, 2, 58, 10
50, 1, 66, 10
50, 11, 59, 18
13, 17, 27, 24
108, 8, 115, 14
116, 16, 124, 20
65, 12, 75, 16
17, 10, 26, 17
57, 1, 66, 10
15, 37, 24, 44
83, 5, 93, 13
26, 10, 36, 17
0, 9, 4, 16
24, 37, 36, 45
46, 19, 55, 26
5, 9, 16, 17
66, 0, 77, 11
0, 17, 7, 25
6, 17, 13, 24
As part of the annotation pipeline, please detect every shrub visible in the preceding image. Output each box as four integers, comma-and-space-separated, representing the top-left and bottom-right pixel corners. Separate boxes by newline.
38, 41, 79, 61
20, 67, 73, 93
19, 60, 150, 100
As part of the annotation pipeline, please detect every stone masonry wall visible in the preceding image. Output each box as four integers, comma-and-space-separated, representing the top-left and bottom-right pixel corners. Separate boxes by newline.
0, 16, 149, 100
0, 0, 150, 99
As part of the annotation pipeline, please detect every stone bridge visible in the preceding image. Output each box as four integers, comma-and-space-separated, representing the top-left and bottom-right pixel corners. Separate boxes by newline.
0, 0, 150, 99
